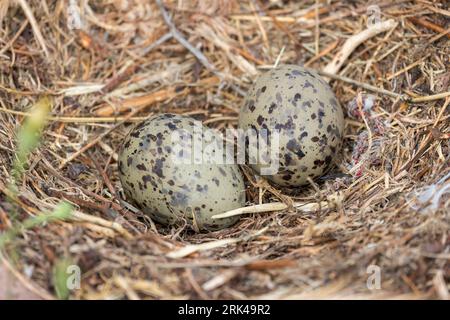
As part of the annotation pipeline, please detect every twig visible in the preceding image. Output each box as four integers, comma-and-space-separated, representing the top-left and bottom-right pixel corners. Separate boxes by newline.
41, 158, 142, 235
141, 32, 173, 56
211, 194, 342, 219
315, 63, 445, 103
100, 32, 174, 94
155, 0, 245, 96
304, 39, 339, 67
114, 277, 140, 300
88, 153, 117, 197
0, 106, 148, 123
58, 103, 152, 169
166, 238, 240, 259
395, 97, 450, 176
375, 40, 406, 62
408, 17, 450, 39
47, 188, 108, 213
348, 93, 373, 175
17, 0, 49, 58
314, 0, 320, 55
71, 210, 133, 239
305, 1, 406, 28
386, 54, 431, 81
95, 75, 220, 116
95, 87, 187, 117
249, 0, 270, 53
273, 46, 285, 68
185, 269, 209, 300
101, 63, 138, 94
425, 5, 450, 17
202, 270, 238, 291
0, 253, 54, 300
411, 91, 450, 103
0, 20, 28, 56
311, 69, 405, 100
427, 27, 450, 44
107, 62, 191, 97
323, 19, 397, 76
245, 259, 296, 271
155, 0, 216, 73
166, 227, 268, 259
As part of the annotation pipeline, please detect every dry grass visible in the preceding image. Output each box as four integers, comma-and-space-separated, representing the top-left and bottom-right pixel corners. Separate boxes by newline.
0, 0, 449, 299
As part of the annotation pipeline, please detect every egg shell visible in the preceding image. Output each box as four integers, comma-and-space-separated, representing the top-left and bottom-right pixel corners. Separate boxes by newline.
118, 114, 245, 231
238, 65, 345, 187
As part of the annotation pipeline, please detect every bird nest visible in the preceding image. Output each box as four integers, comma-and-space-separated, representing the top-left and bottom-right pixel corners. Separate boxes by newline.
0, 0, 449, 299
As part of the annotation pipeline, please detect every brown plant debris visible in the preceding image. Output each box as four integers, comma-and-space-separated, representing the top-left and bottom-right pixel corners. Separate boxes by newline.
0, 0, 449, 300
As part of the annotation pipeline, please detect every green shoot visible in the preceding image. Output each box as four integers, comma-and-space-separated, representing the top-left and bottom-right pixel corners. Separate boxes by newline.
52, 258, 74, 300
0, 202, 73, 248
12, 96, 51, 183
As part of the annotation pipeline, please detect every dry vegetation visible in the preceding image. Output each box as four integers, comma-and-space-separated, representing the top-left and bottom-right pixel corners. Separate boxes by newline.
0, 0, 449, 299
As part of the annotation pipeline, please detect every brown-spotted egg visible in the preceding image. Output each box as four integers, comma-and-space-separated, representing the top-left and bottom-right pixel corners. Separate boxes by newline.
238, 65, 344, 187
118, 114, 245, 231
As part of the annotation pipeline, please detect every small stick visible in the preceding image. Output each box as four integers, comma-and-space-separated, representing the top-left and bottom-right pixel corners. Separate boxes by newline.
108, 62, 191, 97
0, 20, 28, 56
42, 158, 142, 235
0, 107, 149, 123
47, 188, 109, 213
101, 63, 138, 94
71, 210, 132, 239
375, 40, 406, 62
273, 46, 285, 68
166, 228, 268, 258
167, 238, 240, 259
395, 97, 450, 175
0, 206, 12, 229
155, 0, 216, 73
89, 153, 117, 197
249, 0, 270, 53
185, 269, 209, 300
303, 0, 407, 28
202, 270, 238, 291
95, 87, 185, 117
427, 27, 450, 44
245, 259, 296, 271
411, 91, 450, 103
232, 46, 265, 65
314, 70, 445, 103
304, 39, 339, 67
212, 198, 336, 219
58, 104, 150, 169
348, 93, 373, 175
0, 253, 54, 300
230, 6, 329, 23
43, 158, 120, 211
323, 19, 397, 76
425, 5, 450, 18
386, 54, 430, 81
96, 75, 219, 116
408, 17, 450, 39
155, 0, 245, 96
314, 0, 320, 55
100, 32, 173, 94
264, 6, 302, 47
114, 277, 140, 300
17, 0, 50, 58
311, 69, 405, 100
140, 32, 173, 56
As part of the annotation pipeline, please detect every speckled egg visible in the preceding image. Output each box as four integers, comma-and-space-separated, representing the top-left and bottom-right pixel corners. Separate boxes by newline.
238, 64, 344, 187
118, 114, 245, 231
